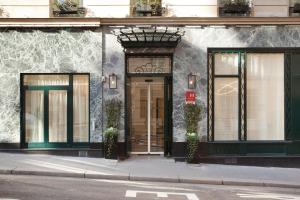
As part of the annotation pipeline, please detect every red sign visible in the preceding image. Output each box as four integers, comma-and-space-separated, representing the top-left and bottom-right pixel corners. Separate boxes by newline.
185, 91, 196, 104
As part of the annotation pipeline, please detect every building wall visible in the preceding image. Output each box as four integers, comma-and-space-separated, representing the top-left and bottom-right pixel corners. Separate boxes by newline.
1, 25, 300, 145
172, 25, 300, 142
0, 28, 103, 143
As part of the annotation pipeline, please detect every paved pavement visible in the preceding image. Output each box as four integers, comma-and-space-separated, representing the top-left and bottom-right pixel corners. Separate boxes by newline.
1, 175, 300, 200
0, 152, 300, 188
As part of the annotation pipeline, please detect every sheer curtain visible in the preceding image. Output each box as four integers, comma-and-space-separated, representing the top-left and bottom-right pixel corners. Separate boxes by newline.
25, 91, 44, 143
214, 78, 239, 140
49, 90, 67, 142
73, 75, 89, 142
247, 53, 284, 140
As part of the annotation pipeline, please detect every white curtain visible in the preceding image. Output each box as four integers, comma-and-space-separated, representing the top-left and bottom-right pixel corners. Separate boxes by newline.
73, 75, 89, 142
25, 91, 44, 143
215, 53, 239, 75
24, 75, 69, 86
49, 90, 67, 142
214, 78, 239, 140
247, 53, 284, 140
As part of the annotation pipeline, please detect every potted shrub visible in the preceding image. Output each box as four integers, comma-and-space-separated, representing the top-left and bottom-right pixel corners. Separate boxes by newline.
184, 103, 202, 163
104, 99, 122, 159
222, 0, 250, 15
104, 127, 118, 159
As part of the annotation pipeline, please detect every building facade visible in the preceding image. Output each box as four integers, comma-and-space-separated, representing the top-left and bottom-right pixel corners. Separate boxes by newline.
0, 0, 300, 161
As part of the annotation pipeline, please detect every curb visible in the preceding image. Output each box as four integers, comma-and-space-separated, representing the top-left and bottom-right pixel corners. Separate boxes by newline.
0, 169, 299, 189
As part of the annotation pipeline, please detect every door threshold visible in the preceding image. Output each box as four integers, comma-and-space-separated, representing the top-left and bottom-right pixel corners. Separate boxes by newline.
130, 152, 164, 155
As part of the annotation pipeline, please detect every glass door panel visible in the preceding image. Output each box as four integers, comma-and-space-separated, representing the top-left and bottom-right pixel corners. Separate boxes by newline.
150, 79, 164, 153
130, 78, 149, 152
25, 90, 44, 143
129, 77, 165, 154
48, 90, 68, 143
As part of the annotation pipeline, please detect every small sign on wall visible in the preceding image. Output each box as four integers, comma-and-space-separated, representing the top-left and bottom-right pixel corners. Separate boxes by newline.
185, 91, 196, 104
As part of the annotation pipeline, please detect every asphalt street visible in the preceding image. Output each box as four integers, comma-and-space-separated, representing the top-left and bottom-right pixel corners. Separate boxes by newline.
0, 175, 299, 200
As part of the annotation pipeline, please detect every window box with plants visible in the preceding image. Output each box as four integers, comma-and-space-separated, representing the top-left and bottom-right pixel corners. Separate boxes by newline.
52, 0, 86, 17
104, 99, 122, 159
291, 0, 300, 16
134, 0, 165, 16
220, 0, 251, 16
184, 103, 202, 163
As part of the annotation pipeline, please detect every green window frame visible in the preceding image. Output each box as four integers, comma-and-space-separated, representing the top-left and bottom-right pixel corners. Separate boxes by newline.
208, 49, 286, 142
20, 73, 90, 148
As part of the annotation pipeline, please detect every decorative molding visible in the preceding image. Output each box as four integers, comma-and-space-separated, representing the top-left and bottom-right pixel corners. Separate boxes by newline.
2, 17, 300, 27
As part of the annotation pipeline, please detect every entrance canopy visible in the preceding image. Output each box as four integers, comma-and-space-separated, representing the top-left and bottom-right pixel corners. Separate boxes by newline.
113, 26, 185, 48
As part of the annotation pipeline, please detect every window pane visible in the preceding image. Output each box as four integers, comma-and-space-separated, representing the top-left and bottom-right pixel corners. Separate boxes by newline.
49, 90, 67, 143
73, 75, 89, 142
214, 78, 239, 141
25, 90, 44, 143
127, 57, 171, 74
24, 75, 69, 86
247, 54, 284, 140
215, 53, 239, 75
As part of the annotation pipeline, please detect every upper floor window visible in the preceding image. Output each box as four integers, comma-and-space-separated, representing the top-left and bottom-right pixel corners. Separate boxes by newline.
52, 0, 86, 17
131, 0, 164, 16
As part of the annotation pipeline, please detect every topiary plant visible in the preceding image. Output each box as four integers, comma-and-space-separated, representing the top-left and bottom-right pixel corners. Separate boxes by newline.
186, 132, 199, 163
105, 98, 122, 129
184, 103, 202, 163
104, 127, 118, 159
104, 98, 122, 159
184, 104, 202, 133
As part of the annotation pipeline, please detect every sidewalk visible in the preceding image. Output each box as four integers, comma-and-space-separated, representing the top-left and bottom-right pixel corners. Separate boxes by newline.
0, 152, 300, 189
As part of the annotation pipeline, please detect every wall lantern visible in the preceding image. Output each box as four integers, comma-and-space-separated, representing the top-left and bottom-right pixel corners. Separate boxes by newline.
188, 73, 196, 89
109, 73, 117, 89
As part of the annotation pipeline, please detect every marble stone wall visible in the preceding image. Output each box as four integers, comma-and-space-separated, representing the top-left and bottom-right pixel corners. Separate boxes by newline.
173, 25, 300, 142
1, 25, 300, 145
0, 29, 103, 143
102, 27, 125, 142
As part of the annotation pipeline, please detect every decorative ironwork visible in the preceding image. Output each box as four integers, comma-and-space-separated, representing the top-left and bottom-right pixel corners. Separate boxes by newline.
240, 53, 246, 140
208, 53, 213, 141
113, 26, 185, 48
135, 63, 164, 73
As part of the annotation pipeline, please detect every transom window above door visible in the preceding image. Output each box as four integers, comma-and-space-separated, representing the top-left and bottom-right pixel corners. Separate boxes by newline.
127, 56, 172, 74
21, 73, 90, 148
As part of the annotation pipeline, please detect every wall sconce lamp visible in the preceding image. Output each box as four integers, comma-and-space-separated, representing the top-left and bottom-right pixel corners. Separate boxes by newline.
109, 73, 117, 89
188, 73, 196, 89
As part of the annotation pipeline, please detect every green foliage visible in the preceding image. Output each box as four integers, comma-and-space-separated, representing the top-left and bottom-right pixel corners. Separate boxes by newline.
184, 103, 202, 163
105, 99, 122, 129
186, 132, 199, 163
184, 104, 202, 133
104, 127, 118, 159
53, 0, 79, 11
222, 0, 249, 6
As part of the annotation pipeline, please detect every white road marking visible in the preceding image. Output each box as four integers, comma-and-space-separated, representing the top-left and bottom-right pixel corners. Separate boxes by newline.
0, 198, 19, 200
237, 192, 300, 200
125, 190, 199, 200
94, 179, 197, 192
22, 160, 111, 175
